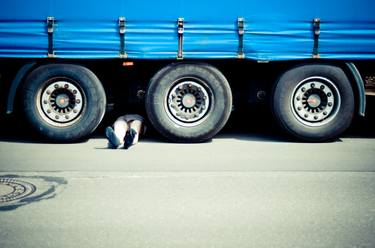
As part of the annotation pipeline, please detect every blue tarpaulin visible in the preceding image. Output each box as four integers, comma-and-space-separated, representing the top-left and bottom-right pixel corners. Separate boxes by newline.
0, 0, 374, 60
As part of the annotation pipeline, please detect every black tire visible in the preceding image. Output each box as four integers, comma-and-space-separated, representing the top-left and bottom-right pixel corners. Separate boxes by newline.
272, 64, 354, 142
22, 64, 106, 141
146, 63, 232, 142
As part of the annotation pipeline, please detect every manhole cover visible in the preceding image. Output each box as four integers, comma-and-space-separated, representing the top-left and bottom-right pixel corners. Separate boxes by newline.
0, 178, 36, 203
0, 175, 67, 211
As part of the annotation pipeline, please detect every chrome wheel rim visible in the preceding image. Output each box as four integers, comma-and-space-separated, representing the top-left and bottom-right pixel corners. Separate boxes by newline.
166, 78, 211, 127
37, 79, 85, 127
291, 76, 341, 127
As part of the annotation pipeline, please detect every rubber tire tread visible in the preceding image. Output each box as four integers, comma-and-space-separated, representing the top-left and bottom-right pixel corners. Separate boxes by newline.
272, 64, 354, 142
22, 64, 106, 142
146, 63, 232, 143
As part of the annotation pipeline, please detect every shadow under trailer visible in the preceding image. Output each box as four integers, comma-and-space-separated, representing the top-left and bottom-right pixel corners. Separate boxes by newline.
1, 0, 375, 142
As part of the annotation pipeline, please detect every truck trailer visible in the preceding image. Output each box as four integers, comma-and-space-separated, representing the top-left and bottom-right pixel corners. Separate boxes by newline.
0, 0, 374, 142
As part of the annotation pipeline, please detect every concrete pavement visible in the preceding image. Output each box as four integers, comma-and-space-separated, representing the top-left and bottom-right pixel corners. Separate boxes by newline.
0, 133, 374, 172
0, 171, 374, 248
1, 114, 375, 248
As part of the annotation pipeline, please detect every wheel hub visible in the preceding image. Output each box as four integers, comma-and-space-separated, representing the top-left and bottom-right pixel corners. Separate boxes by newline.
55, 93, 70, 108
167, 80, 211, 126
292, 77, 340, 126
182, 93, 197, 108
39, 80, 84, 126
307, 94, 321, 108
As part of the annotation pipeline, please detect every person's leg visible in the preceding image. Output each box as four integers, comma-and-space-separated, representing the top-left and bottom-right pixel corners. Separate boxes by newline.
124, 120, 142, 149
105, 116, 129, 148
129, 120, 142, 144
113, 116, 129, 141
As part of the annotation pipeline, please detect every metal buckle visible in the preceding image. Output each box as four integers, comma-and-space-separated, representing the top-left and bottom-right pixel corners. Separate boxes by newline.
177, 18, 184, 60
237, 17, 245, 59
313, 18, 321, 59
119, 17, 127, 59
47, 17, 55, 58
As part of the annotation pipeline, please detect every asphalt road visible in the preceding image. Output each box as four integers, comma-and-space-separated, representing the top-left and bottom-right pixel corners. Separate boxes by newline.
1, 109, 375, 248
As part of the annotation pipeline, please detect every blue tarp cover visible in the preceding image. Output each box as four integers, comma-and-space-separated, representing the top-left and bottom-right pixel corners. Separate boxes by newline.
0, 0, 374, 60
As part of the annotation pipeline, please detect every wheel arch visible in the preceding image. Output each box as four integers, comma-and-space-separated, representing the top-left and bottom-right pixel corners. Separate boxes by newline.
343, 62, 366, 117
6, 61, 38, 114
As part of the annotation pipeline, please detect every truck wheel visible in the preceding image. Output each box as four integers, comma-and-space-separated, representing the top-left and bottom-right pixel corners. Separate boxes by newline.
272, 64, 354, 141
146, 63, 232, 142
22, 64, 106, 141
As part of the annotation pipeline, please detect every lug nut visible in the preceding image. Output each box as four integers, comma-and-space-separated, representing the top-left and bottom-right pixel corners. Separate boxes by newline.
65, 115, 69, 119
311, 83, 315, 88
46, 90, 51, 95
304, 114, 309, 118
43, 100, 48, 104
323, 111, 327, 115
47, 109, 52, 114
327, 93, 332, 97
301, 87, 306, 92
64, 84, 69, 88
54, 84, 59, 89
55, 115, 60, 119
296, 96, 301, 101
328, 102, 333, 107
297, 107, 302, 111
73, 90, 77, 94
320, 85, 325, 90
76, 99, 81, 104
73, 109, 78, 114
314, 116, 318, 120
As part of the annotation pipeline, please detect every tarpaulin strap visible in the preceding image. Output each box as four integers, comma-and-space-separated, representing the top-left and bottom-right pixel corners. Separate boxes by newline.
119, 17, 127, 59
237, 17, 245, 59
47, 17, 55, 58
177, 18, 184, 60
313, 18, 320, 58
